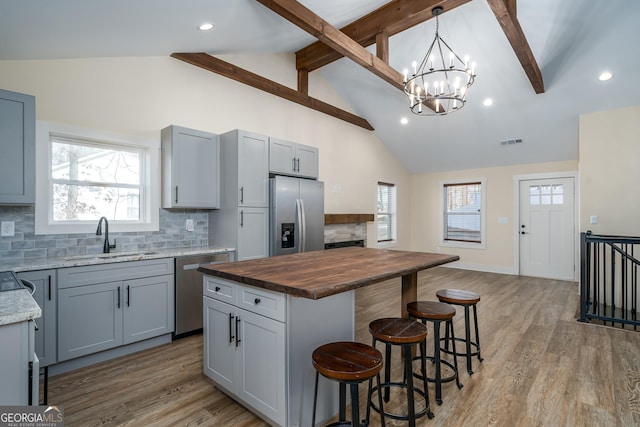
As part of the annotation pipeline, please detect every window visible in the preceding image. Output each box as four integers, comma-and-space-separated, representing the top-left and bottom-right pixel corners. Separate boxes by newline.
35, 122, 159, 234
529, 184, 564, 205
51, 135, 144, 222
441, 180, 485, 247
377, 182, 396, 245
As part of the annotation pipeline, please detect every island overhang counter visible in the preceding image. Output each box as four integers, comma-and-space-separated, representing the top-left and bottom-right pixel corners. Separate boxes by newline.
198, 247, 459, 427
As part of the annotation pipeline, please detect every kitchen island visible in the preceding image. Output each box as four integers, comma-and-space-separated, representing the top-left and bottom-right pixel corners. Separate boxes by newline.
198, 247, 458, 427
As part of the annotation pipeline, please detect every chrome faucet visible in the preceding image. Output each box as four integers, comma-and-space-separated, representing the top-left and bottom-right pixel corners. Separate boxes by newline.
96, 216, 116, 253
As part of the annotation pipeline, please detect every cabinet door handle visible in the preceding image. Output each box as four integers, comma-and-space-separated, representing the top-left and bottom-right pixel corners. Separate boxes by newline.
235, 316, 241, 347
175, 186, 179, 204
240, 186, 244, 204
127, 285, 130, 307
296, 157, 300, 172
215, 286, 221, 292
117, 286, 121, 309
254, 298, 261, 305
229, 313, 235, 343
48, 275, 52, 301
292, 157, 296, 172
240, 210, 244, 227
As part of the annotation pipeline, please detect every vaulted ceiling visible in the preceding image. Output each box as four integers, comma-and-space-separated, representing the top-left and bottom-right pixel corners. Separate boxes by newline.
1, 0, 639, 173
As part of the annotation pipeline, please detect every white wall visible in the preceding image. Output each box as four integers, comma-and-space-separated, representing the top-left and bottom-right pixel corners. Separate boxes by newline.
0, 54, 413, 249
410, 160, 578, 273
579, 105, 640, 236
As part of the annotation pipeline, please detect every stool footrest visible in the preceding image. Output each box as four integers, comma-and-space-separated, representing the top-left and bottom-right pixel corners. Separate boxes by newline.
440, 337, 482, 359
369, 382, 434, 421
412, 355, 461, 385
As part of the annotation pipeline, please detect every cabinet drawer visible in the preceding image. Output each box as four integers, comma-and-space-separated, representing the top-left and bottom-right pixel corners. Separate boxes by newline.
204, 276, 236, 304
58, 258, 174, 289
237, 284, 285, 322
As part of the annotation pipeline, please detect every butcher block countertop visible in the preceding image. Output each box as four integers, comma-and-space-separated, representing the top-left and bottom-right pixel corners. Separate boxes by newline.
198, 247, 459, 300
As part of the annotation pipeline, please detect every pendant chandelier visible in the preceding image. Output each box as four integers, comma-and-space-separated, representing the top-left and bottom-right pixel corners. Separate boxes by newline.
403, 7, 476, 116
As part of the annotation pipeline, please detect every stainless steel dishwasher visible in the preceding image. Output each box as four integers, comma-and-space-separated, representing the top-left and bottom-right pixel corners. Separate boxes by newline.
174, 252, 231, 338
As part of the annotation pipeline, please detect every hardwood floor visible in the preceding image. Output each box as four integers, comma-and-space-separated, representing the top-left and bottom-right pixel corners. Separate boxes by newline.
47, 267, 640, 426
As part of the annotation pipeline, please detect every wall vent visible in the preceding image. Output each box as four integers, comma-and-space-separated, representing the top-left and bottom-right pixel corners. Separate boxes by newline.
500, 138, 523, 146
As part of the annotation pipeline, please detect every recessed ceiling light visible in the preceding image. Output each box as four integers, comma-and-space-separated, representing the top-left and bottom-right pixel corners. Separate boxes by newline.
598, 71, 613, 81
400, 117, 408, 125
483, 98, 493, 106
198, 23, 215, 31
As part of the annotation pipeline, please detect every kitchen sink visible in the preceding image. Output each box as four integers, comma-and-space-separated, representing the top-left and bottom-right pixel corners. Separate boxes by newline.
65, 251, 158, 261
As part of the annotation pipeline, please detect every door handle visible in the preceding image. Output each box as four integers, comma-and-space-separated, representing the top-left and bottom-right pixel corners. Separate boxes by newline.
229, 313, 235, 343
127, 285, 130, 307
292, 157, 296, 172
240, 210, 244, 227
117, 286, 121, 309
521, 231, 529, 235
240, 186, 244, 204
296, 158, 300, 172
235, 316, 241, 347
254, 298, 261, 305
175, 186, 179, 204
48, 275, 52, 301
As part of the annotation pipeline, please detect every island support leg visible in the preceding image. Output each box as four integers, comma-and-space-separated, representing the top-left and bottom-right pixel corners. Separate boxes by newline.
401, 272, 418, 358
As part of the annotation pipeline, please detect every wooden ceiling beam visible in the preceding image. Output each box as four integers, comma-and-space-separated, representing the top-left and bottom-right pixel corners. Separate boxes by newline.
487, 0, 544, 93
256, 0, 404, 90
295, 0, 472, 72
170, 53, 374, 131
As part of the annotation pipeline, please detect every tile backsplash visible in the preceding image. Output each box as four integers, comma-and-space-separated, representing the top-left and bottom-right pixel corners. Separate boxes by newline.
0, 206, 209, 261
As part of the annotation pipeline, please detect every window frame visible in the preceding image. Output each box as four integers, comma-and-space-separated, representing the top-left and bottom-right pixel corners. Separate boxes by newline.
376, 181, 397, 248
439, 178, 486, 249
35, 121, 160, 235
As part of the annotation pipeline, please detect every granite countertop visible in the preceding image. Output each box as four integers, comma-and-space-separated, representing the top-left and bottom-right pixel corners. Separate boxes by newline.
0, 246, 235, 273
0, 246, 234, 326
0, 289, 41, 325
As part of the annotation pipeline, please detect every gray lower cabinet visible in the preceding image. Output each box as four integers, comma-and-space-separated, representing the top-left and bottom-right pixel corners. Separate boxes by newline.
204, 276, 286, 426
0, 321, 32, 405
0, 89, 35, 205
57, 259, 174, 362
17, 270, 57, 367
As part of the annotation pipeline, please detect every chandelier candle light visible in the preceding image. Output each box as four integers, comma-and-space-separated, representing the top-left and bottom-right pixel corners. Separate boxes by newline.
403, 6, 476, 116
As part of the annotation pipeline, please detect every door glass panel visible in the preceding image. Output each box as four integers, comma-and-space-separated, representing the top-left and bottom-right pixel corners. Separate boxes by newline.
552, 185, 563, 194
552, 194, 564, 205
529, 186, 539, 196
541, 195, 551, 205
541, 185, 551, 194
530, 195, 540, 205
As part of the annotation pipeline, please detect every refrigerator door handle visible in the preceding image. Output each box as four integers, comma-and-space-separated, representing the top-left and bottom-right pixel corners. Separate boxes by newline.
295, 199, 303, 253
299, 198, 306, 252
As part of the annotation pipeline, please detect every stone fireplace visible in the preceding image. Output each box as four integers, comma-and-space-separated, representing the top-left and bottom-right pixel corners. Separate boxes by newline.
323, 214, 374, 248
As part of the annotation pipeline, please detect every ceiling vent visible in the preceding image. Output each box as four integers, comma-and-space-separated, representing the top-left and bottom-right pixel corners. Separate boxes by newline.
499, 138, 523, 146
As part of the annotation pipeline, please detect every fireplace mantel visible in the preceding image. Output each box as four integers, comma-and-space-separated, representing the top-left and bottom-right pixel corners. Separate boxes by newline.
324, 214, 374, 225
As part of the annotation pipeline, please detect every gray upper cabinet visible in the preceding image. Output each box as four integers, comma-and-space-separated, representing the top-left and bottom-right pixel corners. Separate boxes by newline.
161, 125, 220, 209
269, 137, 319, 179
17, 270, 57, 367
0, 89, 35, 205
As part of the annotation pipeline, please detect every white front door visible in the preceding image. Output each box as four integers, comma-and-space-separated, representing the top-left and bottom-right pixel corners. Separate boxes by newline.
519, 177, 575, 280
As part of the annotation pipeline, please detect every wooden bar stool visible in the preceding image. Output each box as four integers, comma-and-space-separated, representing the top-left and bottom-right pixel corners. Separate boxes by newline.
407, 301, 463, 405
312, 341, 385, 427
436, 289, 484, 375
368, 318, 434, 427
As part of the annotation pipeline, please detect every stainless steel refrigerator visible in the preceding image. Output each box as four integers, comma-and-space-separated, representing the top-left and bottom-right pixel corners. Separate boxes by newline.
270, 175, 324, 256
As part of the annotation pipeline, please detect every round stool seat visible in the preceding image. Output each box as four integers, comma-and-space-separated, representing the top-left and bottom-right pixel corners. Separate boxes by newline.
436, 289, 483, 375
313, 341, 383, 382
436, 289, 480, 305
407, 301, 456, 321
369, 318, 427, 345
